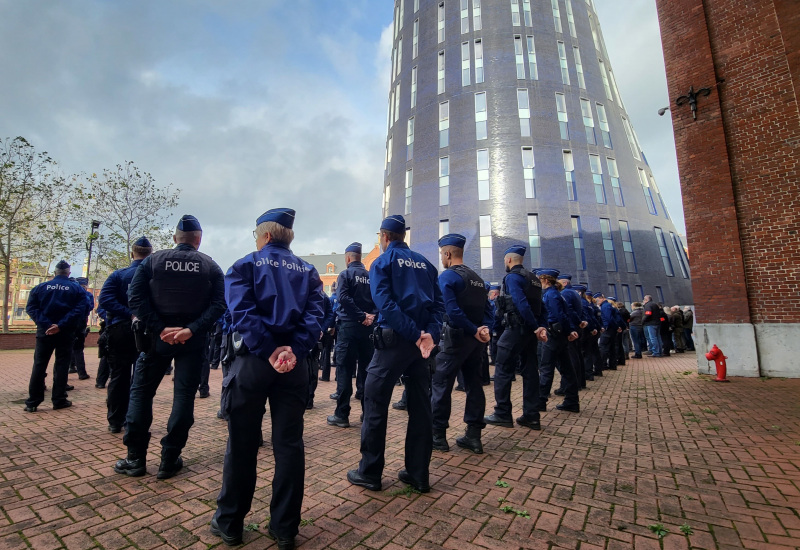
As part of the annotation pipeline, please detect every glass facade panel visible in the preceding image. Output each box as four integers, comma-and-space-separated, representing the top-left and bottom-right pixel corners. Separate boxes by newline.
654, 227, 674, 276
600, 218, 617, 271
528, 214, 541, 267
572, 216, 586, 270
522, 147, 535, 198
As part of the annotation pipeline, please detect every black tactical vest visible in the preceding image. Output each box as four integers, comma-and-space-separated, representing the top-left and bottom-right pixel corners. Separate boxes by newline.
149, 248, 213, 322
449, 264, 488, 326
502, 265, 542, 318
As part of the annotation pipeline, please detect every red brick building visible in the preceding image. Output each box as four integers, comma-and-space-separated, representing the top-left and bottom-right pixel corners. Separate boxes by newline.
655, 0, 799, 376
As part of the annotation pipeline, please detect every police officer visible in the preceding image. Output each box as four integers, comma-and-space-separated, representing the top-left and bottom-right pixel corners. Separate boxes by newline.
98, 236, 153, 433
23, 260, 87, 412
534, 269, 580, 412
69, 277, 94, 381
430, 234, 492, 453
595, 293, 621, 371
573, 285, 599, 382
556, 274, 587, 390
211, 208, 325, 549
308, 289, 335, 409
484, 246, 548, 430
95, 305, 110, 389
327, 242, 377, 428
113, 215, 225, 479
320, 284, 337, 383
347, 215, 444, 494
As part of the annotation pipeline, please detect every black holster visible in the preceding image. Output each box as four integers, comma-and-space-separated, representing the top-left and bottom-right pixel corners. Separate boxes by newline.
370, 326, 397, 350
132, 319, 152, 354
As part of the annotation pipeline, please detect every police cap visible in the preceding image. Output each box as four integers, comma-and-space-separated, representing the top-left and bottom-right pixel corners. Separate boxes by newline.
380, 214, 406, 234
504, 245, 526, 257
593, 292, 604, 299
257, 208, 296, 229
558, 273, 573, 281
55, 260, 70, 270
345, 242, 362, 254
76, 277, 89, 286
177, 215, 202, 232
134, 236, 152, 248
572, 284, 587, 293
438, 233, 467, 249
536, 268, 560, 278
489, 283, 500, 291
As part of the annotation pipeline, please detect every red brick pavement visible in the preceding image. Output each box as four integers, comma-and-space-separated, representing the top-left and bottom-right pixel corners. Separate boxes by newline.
1, 349, 800, 549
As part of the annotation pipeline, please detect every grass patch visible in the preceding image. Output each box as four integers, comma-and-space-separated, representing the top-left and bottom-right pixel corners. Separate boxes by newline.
682, 412, 696, 417
648, 523, 669, 539
244, 523, 259, 532
387, 485, 420, 496
680, 523, 693, 535
495, 480, 510, 488
701, 408, 717, 414
300, 518, 315, 527
500, 505, 531, 518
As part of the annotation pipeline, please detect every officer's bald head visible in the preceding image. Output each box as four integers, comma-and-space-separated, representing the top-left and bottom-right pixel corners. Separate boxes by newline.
256, 221, 294, 246
54, 267, 70, 277
504, 253, 523, 268
174, 229, 202, 248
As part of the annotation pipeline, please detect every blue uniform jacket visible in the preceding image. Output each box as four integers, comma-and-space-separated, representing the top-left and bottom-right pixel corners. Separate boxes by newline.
580, 299, 597, 332
542, 285, 574, 333
226, 242, 325, 363
221, 309, 233, 335
438, 268, 493, 337
560, 284, 584, 330
611, 306, 625, 330
25, 275, 87, 330
369, 241, 445, 344
128, 244, 226, 337
96, 305, 107, 321
504, 272, 548, 329
99, 260, 144, 325
82, 290, 95, 318
600, 301, 617, 331
320, 292, 336, 332
335, 261, 377, 323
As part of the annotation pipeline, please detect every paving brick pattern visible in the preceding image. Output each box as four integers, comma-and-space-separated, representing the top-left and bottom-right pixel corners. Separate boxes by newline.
1, 349, 800, 549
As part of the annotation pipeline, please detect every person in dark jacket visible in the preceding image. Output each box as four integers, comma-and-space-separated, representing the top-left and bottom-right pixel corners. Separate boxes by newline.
671, 306, 686, 353
628, 303, 645, 358
683, 307, 695, 351
659, 304, 674, 355
642, 295, 664, 357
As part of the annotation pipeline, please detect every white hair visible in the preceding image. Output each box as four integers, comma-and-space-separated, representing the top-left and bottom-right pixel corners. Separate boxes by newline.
256, 221, 294, 245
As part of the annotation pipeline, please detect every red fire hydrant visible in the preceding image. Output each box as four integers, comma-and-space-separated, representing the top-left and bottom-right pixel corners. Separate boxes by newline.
705, 345, 730, 382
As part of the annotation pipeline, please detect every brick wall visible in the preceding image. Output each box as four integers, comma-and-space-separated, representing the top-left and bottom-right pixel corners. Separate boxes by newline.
0, 332, 100, 351
655, 0, 800, 325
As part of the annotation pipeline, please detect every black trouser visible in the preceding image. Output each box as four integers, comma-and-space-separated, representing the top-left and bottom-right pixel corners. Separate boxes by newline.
616, 332, 626, 365
480, 343, 490, 384
208, 330, 223, 368
307, 343, 321, 403
581, 331, 597, 379
560, 330, 584, 389
431, 334, 485, 431
106, 322, 139, 428
599, 331, 618, 371
492, 325, 540, 420
490, 327, 503, 365
538, 331, 579, 408
334, 322, 374, 420
96, 328, 110, 386
214, 352, 308, 539
359, 339, 432, 484
319, 333, 333, 381
25, 327, 75, 408
71, 322, 89, 376
198, 361, 210, 395
123, 334, 207, 461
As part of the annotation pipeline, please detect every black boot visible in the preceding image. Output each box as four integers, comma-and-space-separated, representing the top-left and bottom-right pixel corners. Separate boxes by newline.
114, 454, 146, 477
456, 425, 483, 454
432, 429, 449, 452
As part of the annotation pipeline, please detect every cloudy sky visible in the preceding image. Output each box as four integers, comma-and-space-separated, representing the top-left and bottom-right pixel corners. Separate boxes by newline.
0, 0, 681, 272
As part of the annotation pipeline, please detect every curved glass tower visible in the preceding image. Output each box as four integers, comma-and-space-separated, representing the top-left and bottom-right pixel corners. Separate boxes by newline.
382, 0, 693, 305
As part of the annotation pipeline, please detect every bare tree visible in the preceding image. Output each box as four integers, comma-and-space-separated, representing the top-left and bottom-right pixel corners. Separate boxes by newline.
0, 137, 68, 332
83, 161, 180, 273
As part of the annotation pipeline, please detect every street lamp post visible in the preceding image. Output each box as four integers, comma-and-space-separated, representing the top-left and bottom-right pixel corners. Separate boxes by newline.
85, 220, 101, 280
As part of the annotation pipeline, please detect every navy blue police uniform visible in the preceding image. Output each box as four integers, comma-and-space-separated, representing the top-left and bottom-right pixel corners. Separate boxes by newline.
69, 277, 94, 380
536, 269, 581, 412
328, 242, 378, 427
485, 246, 548, 429
307, 289, 335, 408
573, 285, 598, 382
430, 234, 493, 453
24, 261, 87, 411
114, 216, 226, 479
211, 208, 325, 547
596, 294, 619, 372
559, 275, 586, 389
319, 290, 337, 382
95, 305, 110, 388
98, 236, 152, 432
611, 300, 628, 365
588, 293, 605, 376
347, 215, 444, 493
